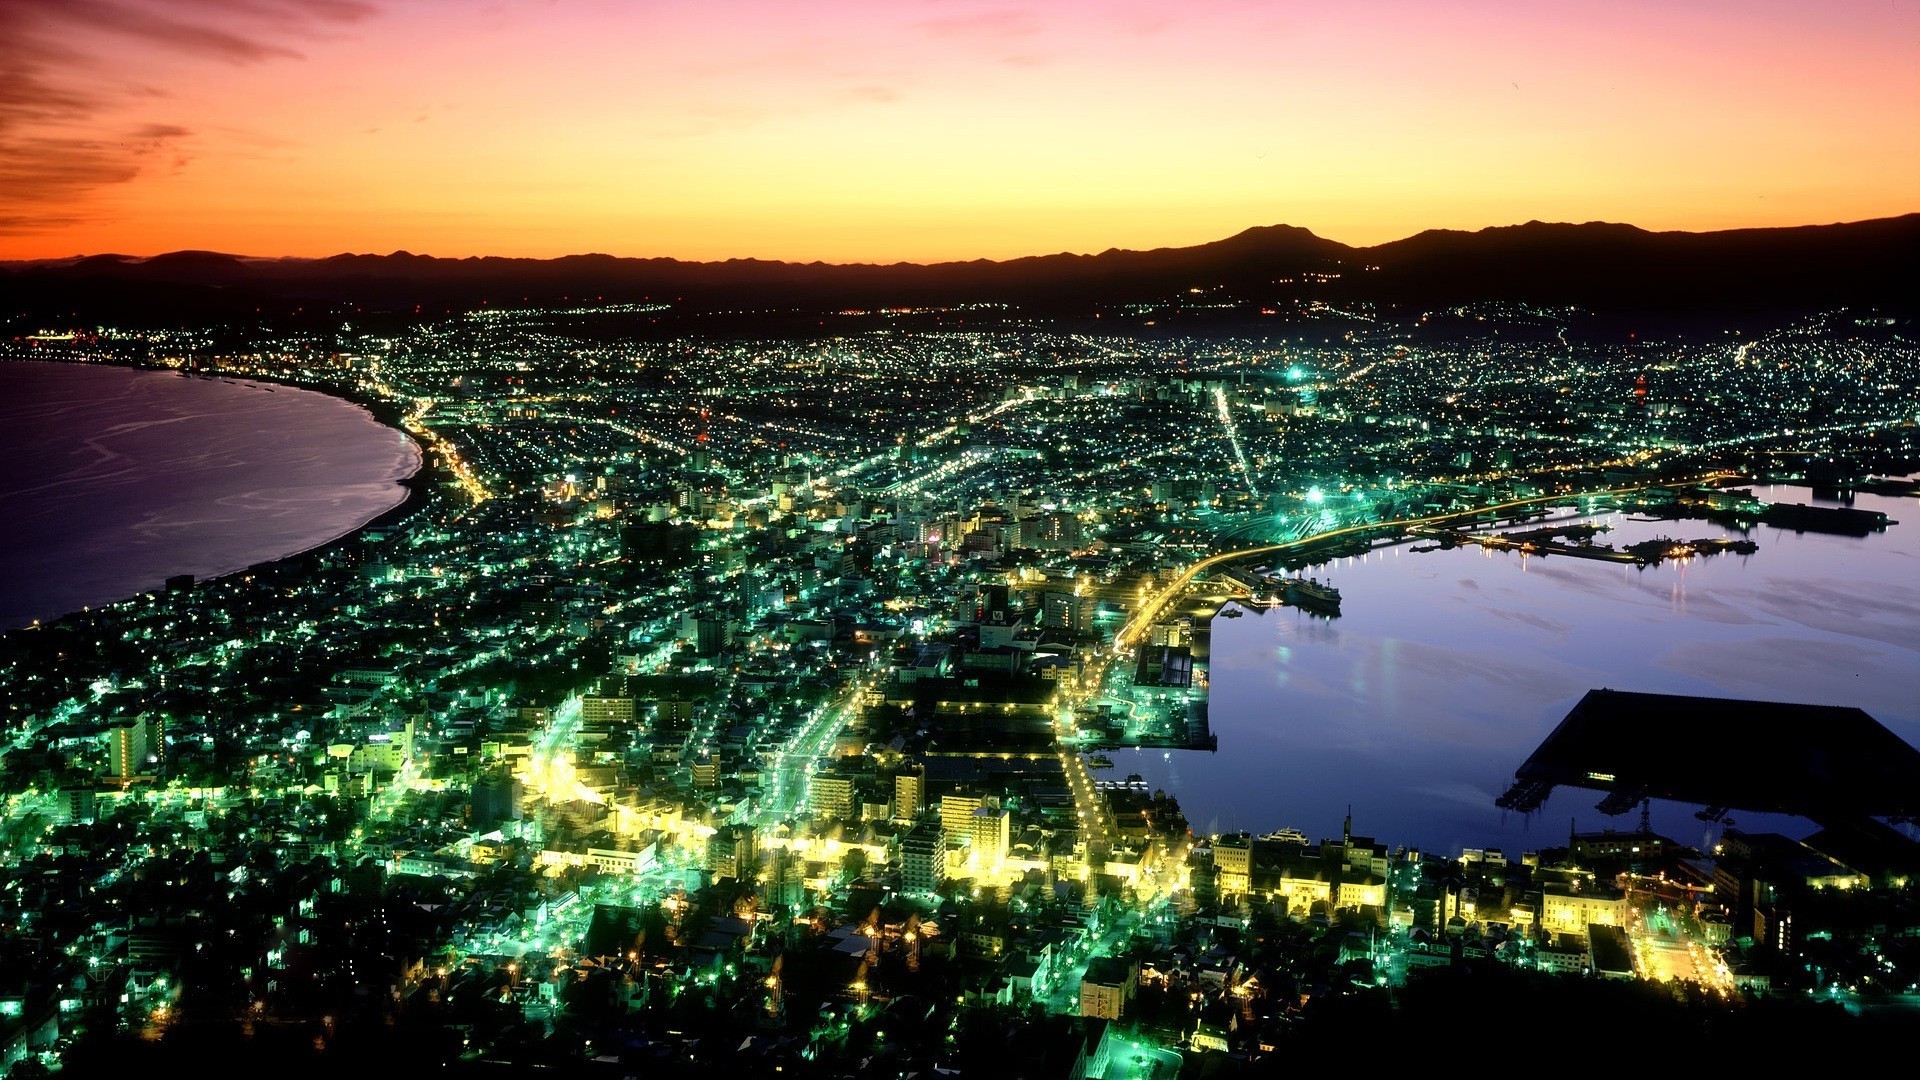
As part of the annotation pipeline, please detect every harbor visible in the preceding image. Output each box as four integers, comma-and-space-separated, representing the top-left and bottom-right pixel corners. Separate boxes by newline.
1111, 480, 1920, 856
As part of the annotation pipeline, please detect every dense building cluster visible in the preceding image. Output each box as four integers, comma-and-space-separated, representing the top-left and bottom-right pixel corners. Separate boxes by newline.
2, 300, 1918, 1074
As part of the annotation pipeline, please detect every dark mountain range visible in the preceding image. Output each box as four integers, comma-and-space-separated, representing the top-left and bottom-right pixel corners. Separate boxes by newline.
4, 215, 1915, 326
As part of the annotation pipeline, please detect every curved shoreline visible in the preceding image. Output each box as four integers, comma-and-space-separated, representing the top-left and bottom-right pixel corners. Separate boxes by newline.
0, 357, 447, 633
173, 368, 440, 535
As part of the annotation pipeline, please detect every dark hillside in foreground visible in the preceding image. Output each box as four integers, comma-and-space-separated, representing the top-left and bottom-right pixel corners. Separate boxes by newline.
4, 214, 1915, 326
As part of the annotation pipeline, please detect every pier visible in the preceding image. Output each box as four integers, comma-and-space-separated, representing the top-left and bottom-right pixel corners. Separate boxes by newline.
1760, 501, 1896, 536
1410, 522, 1758, 566
1411, 522, 1638, 563
1619, 536, 1759, 562
1619, 486, 1900, 537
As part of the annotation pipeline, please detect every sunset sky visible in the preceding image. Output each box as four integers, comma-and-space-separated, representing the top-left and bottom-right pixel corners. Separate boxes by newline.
2, 0, 1916, 263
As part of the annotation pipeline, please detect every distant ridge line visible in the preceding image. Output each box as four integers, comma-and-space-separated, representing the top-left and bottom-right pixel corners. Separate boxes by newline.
5, 214, 1915, 323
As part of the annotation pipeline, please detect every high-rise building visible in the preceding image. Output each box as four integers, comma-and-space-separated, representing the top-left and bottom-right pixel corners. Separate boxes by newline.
970, 583, 1010, 626
472, 768, 524, 829
106, 714, 161, 784
652, 697, 698, 732
1211, 834, 1252, 896
940, 792, 984, 839
59, 787, 97, 825
680, 612, 733, 657
901, 820, 945, 894
1041, 590, 1094, 632
1079, 957, 1137, 1020
581, 695, 636, 727
893, 764, 925, 822
808, 772, 856, 821
1019, 512, 1082, 551
763, 846, 804, 908
970, 806, 1010, 869
691, 753, 722, 790
620, 519, 697, 568
706, 824, 757, 882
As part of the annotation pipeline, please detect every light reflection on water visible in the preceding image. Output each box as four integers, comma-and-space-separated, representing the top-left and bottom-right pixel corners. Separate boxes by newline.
1112, 483, 1920, 857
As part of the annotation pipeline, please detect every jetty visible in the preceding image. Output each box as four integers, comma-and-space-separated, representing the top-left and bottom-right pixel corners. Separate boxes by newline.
1412, 523, 1636, 563
1620, 536, 1759, 562
1760, 502, 1895, 536
1411, 522, 1757, 567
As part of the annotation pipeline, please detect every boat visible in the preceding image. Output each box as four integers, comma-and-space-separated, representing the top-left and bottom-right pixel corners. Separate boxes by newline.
1281, 576, 1341, 616
1218, 606, 1244, 618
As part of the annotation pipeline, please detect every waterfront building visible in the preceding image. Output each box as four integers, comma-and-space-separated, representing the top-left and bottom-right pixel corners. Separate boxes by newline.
1712, 829, 1873, 951
1539, 877, 1628, 934
1210, 834, 1252, 896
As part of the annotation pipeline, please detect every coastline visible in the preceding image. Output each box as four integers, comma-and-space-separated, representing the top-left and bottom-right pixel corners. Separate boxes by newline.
0, 355, 448, 634
178, 368, 443, 542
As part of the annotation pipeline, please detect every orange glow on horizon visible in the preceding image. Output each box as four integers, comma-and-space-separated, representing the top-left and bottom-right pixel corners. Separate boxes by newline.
1, 1, 1915, 263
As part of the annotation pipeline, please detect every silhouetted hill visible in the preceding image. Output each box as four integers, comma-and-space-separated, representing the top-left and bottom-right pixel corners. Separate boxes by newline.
1357, 216, 1920, 312
5, 215, 1914, 326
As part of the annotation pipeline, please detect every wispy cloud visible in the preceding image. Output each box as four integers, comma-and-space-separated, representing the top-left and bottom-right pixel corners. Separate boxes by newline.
0, 0, 378, 231
68, 1, 305, 62
0, 136, 144, 225
130, 123, 193, 141
916, 8, 1043, 42
0, 127, 204, 232
0, 214, 89, 235
916, 5, 1053, 69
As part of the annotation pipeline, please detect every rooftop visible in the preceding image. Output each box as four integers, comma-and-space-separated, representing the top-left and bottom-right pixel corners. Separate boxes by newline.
1499, 688, 1920, 822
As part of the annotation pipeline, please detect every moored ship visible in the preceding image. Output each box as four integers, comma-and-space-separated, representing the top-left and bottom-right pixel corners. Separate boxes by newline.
1282, 576, 1341, 615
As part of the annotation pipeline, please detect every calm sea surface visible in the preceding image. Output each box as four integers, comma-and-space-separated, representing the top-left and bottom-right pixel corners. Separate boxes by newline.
1115, 483, 1920, 857
0, 361, 420, 631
